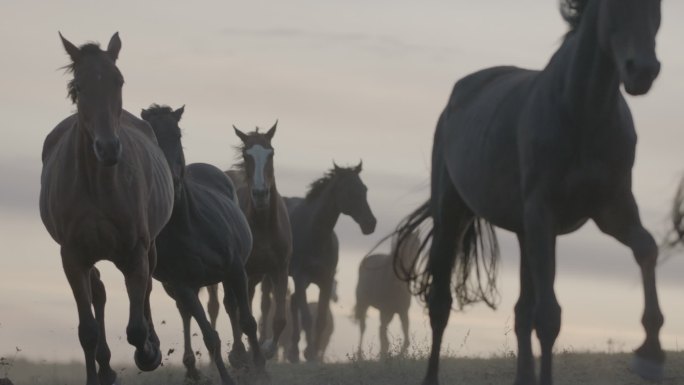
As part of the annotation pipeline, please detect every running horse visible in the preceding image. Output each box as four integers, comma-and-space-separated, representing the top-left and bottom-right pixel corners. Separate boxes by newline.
141, 105, 265, 384
40, 33, 174, 385
222, 123, 293, 364
284, 163, 377, 362
394, 1, 665, 384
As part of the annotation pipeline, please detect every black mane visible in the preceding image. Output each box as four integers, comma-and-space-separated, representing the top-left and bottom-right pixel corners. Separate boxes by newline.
144, 104, 174, 118
305, 166, 356, 201
560, 0, 589, 33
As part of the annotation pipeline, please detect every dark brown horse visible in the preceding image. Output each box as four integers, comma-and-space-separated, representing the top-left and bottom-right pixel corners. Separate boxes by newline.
216, 123, 293, 365
284, 163, 376, 362
394, 1, 664, 384
141, 105, 265, 385
40, 33, 174, 385
355, 232, 419, 359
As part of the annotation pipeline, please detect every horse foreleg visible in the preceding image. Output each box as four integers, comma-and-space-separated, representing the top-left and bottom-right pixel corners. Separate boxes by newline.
259, 276, 273, 344
513, 234, 536, 385
524, 199, 560, 385
287, 277, 307, 363
90, 268, 117, 385
268, 269, 288, 357
123, 244, 161, 372
174, 285, 235, 385
207, 284, 220, 330
62, 249, 98, 385
223, 285, 248, 368
355, 303, 368, 358
595, 193, 665, 381
163, 282, 200, 381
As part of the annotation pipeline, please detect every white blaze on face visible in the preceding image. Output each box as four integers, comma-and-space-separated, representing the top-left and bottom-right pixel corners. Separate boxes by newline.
246, 144, 273, 190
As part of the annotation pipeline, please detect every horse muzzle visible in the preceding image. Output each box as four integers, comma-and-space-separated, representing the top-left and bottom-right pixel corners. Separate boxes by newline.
93, 137, 122, 166
622, 57, 660, 96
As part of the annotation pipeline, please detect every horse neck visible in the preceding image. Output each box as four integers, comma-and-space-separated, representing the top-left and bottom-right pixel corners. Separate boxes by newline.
546, 0, 621, 123
168, 179, 194, 227
308, 184, 341, 239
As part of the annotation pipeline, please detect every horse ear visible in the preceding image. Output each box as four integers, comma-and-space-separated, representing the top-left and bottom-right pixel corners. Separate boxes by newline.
173, 105, 185, 122
107, 32, 122, 62
354, 160, 363, 173
59, 32, 80, 63
233, 125, 248, 142
266, 120, 278, 140
333, 160, 341, 172
140, 108, 150, 122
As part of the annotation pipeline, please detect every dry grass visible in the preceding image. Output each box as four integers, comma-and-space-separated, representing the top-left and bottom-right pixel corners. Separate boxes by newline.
3, 351, 683, 385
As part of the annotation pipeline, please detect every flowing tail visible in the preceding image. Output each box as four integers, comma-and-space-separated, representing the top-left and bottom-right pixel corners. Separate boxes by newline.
393, 199, 500, 310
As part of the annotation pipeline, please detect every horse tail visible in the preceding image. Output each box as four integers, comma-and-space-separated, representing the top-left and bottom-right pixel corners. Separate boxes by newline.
393, 200, 500, 310
667, 179, 684, 248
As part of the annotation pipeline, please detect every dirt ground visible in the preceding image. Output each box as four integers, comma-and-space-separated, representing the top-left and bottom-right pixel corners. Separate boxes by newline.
3, 351, 683, 385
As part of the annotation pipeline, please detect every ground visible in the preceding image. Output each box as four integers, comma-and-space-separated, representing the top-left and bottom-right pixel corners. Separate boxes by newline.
3, 352, 683, 385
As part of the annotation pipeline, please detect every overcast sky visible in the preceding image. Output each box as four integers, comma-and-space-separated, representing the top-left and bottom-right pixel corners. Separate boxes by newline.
0, 0, 682, 366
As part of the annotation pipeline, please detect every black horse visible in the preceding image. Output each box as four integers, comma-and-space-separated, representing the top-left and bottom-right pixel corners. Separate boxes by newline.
394, 1, 664, 384
141, 105, 265, 385
278, 162, 376, 362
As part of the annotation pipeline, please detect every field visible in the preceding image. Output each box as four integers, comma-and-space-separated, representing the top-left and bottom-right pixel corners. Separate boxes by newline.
3, 351, 683, 385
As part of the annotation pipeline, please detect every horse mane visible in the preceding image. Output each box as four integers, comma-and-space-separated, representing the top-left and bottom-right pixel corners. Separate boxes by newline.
560, 0, 589, 35
144, 104, 175, 118
63, 43, 108, 104
305, 166, 356, 201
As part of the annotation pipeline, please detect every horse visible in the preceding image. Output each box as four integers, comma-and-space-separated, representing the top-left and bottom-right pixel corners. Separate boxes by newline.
393, 1, 664, 384
40, 33, 174, 385
284, 162, 377, 362
354, 231, 419, 359
218, 123, 293, 364
140, 105, 265, 385
259, 281, 337, 362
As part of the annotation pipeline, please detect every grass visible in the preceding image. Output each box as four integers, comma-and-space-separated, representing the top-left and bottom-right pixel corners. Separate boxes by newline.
2, 351, 683, 385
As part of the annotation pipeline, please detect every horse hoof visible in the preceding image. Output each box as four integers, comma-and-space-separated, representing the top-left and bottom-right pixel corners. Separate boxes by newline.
228, 347, 250, 369
303, 347, 318, 362
630, 354, 664, 382
261, 340, 277, 360
98, 368, 118, 385
134, 346, 162, 372
286, 349, 300, 364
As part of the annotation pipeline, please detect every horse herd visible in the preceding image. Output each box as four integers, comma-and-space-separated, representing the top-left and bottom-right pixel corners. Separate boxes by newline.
37, 0, 677, 385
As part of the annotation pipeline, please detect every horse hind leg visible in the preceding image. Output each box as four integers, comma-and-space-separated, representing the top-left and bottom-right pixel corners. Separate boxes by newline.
379, 310, 394, 360
422, 173, 474, 385
90, 268, 117, 385
223, 285, 248, 368
398, 310, 410, 356
355, 302, 368, 358
595, 193, 665, 381
226, 262, 267, 371
62, 249, 99, 385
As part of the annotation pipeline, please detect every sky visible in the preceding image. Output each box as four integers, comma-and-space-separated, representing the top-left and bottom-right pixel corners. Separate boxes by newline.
0, 0, 683, 369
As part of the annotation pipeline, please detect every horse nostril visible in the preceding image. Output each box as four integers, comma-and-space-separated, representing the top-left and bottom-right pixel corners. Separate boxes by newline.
625, 59, 636, 75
